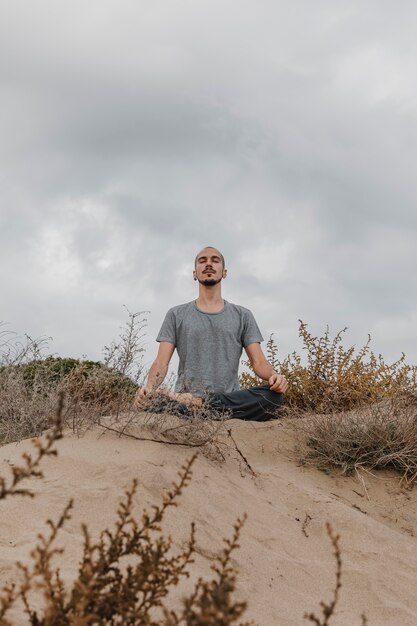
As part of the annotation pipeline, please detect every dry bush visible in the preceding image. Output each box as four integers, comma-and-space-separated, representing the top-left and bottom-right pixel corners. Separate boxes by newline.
296, 392, 417, 485
0, 367, 58, 443
0, 359, 139, 443
0, 325, 50, 367
61, 361, 139, 435
0, 329, 57, 442
240, 321, 416, 414
0, 310, 146, 443
102, 306, 147, 384
0, 394, 64, 502
0, 433, 250, 625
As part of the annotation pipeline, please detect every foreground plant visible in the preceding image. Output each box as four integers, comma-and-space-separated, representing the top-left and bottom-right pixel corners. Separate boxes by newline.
305, 524, 367, 626
0, 447, 250, 626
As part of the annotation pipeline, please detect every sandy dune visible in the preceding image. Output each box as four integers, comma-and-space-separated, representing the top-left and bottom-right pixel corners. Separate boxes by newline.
1, 415, 417, 625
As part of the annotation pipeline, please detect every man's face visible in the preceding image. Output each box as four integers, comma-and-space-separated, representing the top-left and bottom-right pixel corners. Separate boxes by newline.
193, 247, 227, 286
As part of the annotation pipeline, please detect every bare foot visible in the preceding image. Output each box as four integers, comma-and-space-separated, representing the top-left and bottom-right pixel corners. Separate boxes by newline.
159, 389, 203, 408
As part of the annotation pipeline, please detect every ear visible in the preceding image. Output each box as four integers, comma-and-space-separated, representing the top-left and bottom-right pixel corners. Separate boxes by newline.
222, 269, 227, 279
193, 270, 197, 281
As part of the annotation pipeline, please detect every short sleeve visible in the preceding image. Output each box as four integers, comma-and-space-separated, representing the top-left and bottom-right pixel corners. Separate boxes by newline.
241, 309, 264, 347
156, 309, 177, 345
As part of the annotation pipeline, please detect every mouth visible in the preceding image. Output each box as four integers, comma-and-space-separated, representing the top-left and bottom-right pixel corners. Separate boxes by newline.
203, 269, 215, 274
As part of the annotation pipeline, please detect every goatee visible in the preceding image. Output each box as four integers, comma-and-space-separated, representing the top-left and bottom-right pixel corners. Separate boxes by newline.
199, 277, 222, 286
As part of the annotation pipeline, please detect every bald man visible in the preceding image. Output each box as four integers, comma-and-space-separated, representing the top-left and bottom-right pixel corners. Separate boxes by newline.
135, 246, 288, 421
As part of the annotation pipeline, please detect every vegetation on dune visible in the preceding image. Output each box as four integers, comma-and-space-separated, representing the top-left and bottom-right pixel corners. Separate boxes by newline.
3, 314, 400, 624
240, 320, 416, 414
0, 310, 145, 443
240, 320, 417, 483
1, 314, 417, 482
300, 393, 417, 485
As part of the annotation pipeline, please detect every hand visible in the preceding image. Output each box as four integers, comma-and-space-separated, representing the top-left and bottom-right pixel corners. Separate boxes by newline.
268, 373, 288, 394
134, 387, 151, 406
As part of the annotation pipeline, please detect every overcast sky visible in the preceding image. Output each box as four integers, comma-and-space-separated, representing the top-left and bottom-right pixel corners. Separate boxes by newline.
1, 0, 416, 372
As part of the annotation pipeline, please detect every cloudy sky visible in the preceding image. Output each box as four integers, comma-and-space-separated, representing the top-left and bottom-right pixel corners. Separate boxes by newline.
1, 0, 416, 372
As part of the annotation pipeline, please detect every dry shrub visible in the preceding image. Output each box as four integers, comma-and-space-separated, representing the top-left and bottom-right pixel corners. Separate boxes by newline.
0, 422, 250, 626
297, 393, 417, 484
240, 321, 416, 414
0, 395, 64, 502
0, 330, 56, 442
0, 365, 58, 443
0, 325, 49, 367
0, 358, 131, 443
0, 310, 146, 443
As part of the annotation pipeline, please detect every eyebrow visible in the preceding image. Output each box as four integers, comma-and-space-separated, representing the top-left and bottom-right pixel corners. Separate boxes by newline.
198, 255, 220, 262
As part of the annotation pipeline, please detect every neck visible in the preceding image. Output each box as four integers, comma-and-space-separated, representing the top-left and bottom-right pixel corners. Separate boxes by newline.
196, 284, 224, 310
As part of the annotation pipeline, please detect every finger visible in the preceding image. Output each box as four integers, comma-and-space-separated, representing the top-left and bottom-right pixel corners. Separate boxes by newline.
270, 380, 288, 393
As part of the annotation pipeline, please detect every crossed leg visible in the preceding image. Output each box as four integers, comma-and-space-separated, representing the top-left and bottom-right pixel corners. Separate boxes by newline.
158, 386, 284, 421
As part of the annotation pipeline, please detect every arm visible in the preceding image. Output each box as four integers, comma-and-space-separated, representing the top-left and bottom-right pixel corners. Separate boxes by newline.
244, 342, 288, 394
134, 342, 175, 405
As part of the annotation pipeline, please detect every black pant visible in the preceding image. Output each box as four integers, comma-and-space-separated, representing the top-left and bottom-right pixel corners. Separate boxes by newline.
145, 385, 284, 421
205, 385, 284, 421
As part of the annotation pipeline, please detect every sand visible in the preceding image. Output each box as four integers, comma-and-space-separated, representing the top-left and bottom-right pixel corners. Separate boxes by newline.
1, 414, 417, 625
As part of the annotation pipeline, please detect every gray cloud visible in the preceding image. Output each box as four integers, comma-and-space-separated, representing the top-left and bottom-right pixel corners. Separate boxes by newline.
1, 0, 416, 366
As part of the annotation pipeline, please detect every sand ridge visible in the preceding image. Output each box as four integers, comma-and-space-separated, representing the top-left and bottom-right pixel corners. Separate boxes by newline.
1, 415, 417, 625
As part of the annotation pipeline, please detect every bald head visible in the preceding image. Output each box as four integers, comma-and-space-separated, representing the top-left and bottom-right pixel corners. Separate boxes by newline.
194, 246, 225, 269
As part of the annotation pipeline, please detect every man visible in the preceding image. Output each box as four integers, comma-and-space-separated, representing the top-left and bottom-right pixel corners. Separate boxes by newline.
135, 246, 288, 420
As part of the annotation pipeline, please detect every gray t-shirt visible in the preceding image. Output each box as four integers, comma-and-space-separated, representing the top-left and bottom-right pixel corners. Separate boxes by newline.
156, 300, 263, 396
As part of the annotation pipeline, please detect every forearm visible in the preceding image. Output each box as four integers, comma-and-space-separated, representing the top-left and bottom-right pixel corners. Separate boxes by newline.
144, 360, 169, 391
252, 359, 277, 381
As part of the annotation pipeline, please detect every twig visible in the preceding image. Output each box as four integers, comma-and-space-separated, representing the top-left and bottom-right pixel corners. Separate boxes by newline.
302, 513, 312, 537
98, 422, 209, 448
354, 466, 370, 501
304, 522, 342, 625
227, 428, 256, 476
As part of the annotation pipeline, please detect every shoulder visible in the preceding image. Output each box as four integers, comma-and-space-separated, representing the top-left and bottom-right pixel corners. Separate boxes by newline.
224, 301, 255, 318
165, 301, 195, 318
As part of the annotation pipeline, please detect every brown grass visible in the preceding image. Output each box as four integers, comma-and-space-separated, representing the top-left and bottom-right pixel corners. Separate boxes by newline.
294, 392, 417, 485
